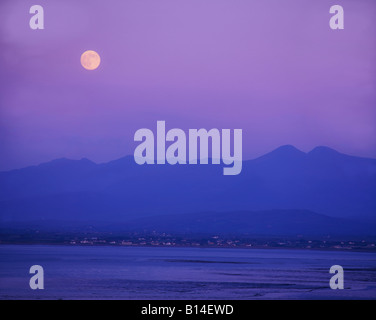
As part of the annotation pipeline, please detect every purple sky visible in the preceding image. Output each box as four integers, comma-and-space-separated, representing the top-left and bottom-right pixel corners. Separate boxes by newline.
0, 0, 375, 170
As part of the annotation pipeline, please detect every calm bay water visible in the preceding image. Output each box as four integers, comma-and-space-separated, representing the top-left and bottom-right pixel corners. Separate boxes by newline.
0, 244, 375, 300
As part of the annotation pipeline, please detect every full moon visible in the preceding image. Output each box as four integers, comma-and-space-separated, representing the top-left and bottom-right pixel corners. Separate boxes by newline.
80, 50, 101, 70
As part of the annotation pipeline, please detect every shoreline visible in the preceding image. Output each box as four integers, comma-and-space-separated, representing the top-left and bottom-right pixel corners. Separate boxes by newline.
1, 241, 375, 254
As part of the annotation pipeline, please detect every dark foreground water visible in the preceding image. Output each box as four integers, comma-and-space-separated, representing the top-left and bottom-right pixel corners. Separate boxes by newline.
0, 245, 375, 300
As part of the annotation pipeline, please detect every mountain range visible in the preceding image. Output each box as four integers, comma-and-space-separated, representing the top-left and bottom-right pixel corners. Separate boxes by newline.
0, 145, 375, 236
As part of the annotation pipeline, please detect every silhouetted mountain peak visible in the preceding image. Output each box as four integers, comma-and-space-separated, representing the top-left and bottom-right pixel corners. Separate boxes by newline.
256, 145, 306, 162
274, 145, 305, 154
38, 157, 96, 169
308, 146, 340, 156
1, 145, 375, 222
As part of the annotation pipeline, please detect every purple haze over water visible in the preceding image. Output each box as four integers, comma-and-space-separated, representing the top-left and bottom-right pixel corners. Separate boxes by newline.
0, 245, 375, 300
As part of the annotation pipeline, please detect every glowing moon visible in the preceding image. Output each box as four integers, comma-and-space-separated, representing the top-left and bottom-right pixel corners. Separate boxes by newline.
80, 50, 101, 70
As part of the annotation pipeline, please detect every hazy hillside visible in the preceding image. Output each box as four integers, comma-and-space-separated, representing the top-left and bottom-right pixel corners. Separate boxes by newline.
0, 145, 375, 226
